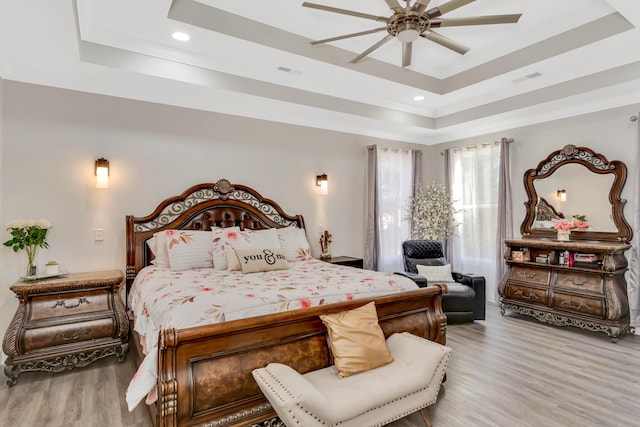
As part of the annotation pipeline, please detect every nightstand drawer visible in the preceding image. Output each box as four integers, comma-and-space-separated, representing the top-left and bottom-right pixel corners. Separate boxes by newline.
23, 317, 116, 352
30, 289, 110, 321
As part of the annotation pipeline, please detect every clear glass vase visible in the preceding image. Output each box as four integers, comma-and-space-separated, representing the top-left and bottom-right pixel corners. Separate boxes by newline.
25, 246, 37, 276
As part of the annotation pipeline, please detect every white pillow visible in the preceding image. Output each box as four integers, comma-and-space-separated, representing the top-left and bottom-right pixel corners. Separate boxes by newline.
416, 264, 455, 283
277, 227, 312, 261
212, 226, 241, 270
164, 230, 214, 271
148, 231, 170, 267
230, 228, 280, 251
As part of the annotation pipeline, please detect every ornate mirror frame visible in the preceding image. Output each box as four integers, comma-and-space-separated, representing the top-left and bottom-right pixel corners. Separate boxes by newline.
521, 144, 632, 242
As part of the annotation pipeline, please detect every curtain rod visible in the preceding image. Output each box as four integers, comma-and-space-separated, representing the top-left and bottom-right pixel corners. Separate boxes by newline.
439, 137, 514, 156
367, 145, 418, 154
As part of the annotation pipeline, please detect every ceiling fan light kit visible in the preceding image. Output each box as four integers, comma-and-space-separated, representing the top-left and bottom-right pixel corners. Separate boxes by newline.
303, 0, 521, 67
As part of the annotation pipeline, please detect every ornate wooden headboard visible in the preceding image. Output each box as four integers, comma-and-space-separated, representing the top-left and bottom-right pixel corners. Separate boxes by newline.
125, 179, 305, 298
535, 196, 565, 221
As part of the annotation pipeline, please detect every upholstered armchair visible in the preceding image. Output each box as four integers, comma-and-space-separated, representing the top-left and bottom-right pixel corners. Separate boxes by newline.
396, 240, 486, 323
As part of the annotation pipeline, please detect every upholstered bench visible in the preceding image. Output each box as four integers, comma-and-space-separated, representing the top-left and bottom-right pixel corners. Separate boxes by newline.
252, 332, 451, 427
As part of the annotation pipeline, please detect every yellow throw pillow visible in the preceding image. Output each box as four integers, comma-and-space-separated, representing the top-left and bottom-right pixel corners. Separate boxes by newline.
319, 301, 393, 379
235, 248, 290, 273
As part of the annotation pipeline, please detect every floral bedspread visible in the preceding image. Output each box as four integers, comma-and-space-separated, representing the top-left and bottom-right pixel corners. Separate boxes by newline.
125, 259, 418, 410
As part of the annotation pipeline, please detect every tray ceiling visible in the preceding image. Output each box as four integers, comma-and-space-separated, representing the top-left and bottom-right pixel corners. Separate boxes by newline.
1, 0, 639, 144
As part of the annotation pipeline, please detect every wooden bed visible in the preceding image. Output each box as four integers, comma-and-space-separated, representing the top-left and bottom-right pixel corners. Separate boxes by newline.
125, 179, 448, 427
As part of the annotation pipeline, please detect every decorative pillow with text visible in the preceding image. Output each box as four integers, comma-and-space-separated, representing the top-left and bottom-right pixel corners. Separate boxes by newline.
234, 248, 290, 273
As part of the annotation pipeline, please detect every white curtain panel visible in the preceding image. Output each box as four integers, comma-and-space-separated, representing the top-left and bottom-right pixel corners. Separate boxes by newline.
449, 143, 501, 302
376, 147, 413, 273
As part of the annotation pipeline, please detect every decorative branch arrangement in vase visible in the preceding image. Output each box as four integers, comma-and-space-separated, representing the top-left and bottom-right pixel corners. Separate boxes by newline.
3, 219, 51, 276
406, 182, 459, 242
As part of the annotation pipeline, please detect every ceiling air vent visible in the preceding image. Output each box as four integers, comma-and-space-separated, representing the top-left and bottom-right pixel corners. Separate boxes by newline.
513, 72, 543, 83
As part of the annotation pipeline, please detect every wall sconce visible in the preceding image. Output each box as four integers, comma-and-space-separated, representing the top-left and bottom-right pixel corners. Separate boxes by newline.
316, 174, 328, 195
95, 158, 110, 189
557, 189, 566, 202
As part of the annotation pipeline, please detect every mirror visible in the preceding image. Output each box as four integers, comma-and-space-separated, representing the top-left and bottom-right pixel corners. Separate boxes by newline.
521, 144, 632, 242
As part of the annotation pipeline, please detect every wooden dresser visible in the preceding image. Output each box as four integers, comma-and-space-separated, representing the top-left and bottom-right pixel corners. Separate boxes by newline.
498, 238, 633, 342
2, 270, 129, 385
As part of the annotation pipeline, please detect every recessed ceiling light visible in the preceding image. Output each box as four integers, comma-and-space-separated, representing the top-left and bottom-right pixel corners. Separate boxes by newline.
172, 32, 190, 42
413, 95, 425, 101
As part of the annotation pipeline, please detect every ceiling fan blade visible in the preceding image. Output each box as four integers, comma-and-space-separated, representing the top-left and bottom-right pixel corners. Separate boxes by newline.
302, 2, 389, 23
402, 42, 413, 67
426, 0, 475, 19
412, 0, 431, 14
432, 14, 522, 27
350, 35, 394, 64
384, 0, 405, 14
420, 30, 469, 54
311, 27, 388, 45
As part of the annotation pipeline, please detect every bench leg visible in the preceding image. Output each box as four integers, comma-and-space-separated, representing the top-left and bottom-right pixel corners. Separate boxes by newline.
419, 408, 432, 427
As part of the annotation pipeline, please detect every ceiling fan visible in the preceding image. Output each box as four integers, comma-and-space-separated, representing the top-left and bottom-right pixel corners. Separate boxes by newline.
302, 0, 522, 67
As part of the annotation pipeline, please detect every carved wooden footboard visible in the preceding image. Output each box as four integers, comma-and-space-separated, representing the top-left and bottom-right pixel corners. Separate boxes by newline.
155, 286, 447, 427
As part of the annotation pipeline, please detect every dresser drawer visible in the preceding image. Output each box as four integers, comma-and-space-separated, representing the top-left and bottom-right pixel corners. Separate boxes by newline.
510, 266, 550, 286
552, 292, 604, 318
30, 289, 110, 321
23, 317, 116, 352
506, 283, 548, 305
554, 271, 603, 294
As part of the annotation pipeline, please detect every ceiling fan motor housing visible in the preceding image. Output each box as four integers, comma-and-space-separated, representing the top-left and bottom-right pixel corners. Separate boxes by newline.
388, 14, 430, 42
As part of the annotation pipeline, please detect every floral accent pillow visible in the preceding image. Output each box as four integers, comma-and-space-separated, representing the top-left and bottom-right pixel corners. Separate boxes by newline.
277, 227, 312, 261
164, 230, 214, 271
212, 227, 241, 270
230, 228, 280, 251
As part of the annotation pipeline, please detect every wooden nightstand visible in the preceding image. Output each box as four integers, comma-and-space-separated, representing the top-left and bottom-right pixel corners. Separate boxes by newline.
323, 256, 364, 269
2, 270, 129, 386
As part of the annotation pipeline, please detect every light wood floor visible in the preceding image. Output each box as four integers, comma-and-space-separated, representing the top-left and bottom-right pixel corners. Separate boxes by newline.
1, 304, 638, 427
